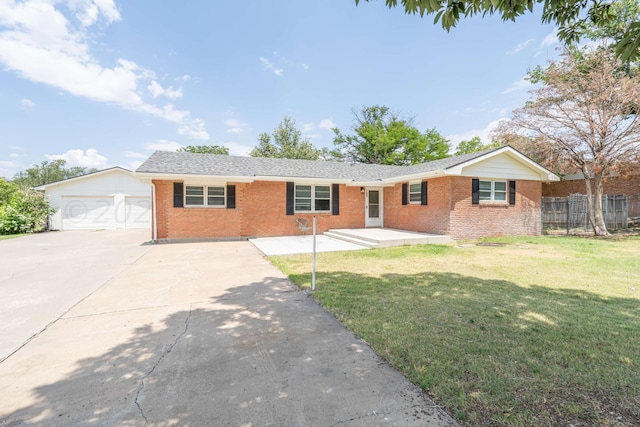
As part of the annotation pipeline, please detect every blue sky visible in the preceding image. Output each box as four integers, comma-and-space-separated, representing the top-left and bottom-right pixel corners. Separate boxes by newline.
0, 0, 561, 178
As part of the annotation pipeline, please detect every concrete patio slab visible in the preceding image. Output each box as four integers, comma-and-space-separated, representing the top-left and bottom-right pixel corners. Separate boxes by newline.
250, 234, 368, 256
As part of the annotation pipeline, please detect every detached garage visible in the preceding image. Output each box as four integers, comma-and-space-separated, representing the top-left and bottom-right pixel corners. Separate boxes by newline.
36, 167, 151, 231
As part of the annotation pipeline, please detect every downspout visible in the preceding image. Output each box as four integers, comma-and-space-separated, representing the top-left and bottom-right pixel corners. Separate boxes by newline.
151, 182, 158, 242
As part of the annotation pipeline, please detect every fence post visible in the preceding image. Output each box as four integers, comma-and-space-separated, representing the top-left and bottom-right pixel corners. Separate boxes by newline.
566, 198, 570, 235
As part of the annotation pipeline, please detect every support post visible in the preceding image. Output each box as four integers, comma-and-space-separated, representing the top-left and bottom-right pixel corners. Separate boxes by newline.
312, 216, 316, 291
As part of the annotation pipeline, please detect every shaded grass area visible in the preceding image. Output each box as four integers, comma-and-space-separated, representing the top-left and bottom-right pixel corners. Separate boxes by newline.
270, 236, 640, 426
0, 234, 27, 241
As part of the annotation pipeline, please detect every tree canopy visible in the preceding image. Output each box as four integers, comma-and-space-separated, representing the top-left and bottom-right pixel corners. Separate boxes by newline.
12, 159, 97, 189
178, 145, 229, 155
356, 0, 640, 62
498, 47, 640, 235
331, 105, 450, 165
250, 117, 321, 160
454, 136, 500, 156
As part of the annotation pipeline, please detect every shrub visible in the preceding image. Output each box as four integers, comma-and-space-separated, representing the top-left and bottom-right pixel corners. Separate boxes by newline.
0, 190, 53, 235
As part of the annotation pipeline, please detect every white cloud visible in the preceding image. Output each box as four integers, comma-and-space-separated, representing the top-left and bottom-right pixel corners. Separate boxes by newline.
178, 118, 209, 140
224, 118, 247, 134
302, 123, 315, 133
144, 140, 182, 151
506, 38, 534, 55
46, 148, 108, 169
540, 28, 559, 48
447, 119, 506, 150
181, 74, 191, 81
8, 145, 21, 150
128, 160, 143, 170
123, 151, 147, 159
319, 119, 336, 130
502, 76, 531, 94
260, 57, 283, 76
0, 0, 208, 139
223, 141, 254, 157
0, 160, 20, 179
10, 153, 19, 158
19, 98, 36, 109
302, 63, 309, 70
147, 80, 182, 100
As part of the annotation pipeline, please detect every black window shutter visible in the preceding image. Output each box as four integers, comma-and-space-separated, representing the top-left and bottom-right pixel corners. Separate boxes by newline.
509, 180, 516, 205
286, 182, 294, 215
332, 183, 340, 215
402, 183, 408, 205
227, 185, 236, 209
421, 181, 428, 206
173, 182, 183, 208
472, 179, 480, 205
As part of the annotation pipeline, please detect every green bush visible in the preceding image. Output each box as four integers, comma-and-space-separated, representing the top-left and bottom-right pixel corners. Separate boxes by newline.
0, 190, 53, 235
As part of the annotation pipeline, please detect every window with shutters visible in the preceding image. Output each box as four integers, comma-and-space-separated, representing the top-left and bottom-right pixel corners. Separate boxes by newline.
479, 180, 507, 202
185, 185, 226, 207
409, 181, 422, 204
295, 184, 331, 212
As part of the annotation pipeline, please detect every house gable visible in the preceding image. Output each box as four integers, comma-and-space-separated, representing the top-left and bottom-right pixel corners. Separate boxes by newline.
455, 152, 546, 181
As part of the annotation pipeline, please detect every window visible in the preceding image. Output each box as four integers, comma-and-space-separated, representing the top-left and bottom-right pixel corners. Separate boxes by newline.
479, 180, 507, 202
185, 185, 225, 207
295, 184, 331, 212
409, 182, 422, 204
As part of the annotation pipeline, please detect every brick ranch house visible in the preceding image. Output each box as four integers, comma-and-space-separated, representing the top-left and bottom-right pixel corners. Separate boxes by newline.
135, 146, 559, 241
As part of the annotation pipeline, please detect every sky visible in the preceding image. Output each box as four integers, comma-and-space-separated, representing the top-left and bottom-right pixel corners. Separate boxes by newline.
0, 0, 562, 179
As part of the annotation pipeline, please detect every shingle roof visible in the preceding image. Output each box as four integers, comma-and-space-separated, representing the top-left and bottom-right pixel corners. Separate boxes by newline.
136, 147, 505, 182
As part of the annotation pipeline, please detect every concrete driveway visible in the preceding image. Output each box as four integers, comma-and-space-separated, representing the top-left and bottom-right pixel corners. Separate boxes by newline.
0, 230, 151, 362
0, 234, 458, 426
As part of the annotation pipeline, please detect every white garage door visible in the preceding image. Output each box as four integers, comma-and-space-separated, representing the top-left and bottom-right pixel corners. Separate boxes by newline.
125, 196, 151, 229
62, 197, 116, 230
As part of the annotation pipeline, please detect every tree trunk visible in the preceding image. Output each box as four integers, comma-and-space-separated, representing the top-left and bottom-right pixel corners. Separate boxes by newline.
583, 166, 609, 236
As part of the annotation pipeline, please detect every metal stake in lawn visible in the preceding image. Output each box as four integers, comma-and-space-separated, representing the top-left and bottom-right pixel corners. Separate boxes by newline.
312, 216, 316, 291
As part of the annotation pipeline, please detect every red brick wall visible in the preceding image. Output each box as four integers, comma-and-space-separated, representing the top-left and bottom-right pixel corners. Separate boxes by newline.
384, 177, 542, 240
543, 176, 640, 197
153, 180, 242, 239
153, 178, 543, 240
153, 180, 365, 239
384, 177, 451, 235
449, 177, 542, 239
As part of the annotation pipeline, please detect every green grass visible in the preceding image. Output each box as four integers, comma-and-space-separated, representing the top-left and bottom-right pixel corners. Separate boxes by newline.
0, 233, 27, 240
270, 236, 640, 426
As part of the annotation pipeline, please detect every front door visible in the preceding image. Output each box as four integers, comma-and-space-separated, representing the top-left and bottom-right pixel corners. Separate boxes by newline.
365, 188, 383, 227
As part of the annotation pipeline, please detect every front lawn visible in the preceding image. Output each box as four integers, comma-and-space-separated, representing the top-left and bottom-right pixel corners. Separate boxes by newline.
270, 236, 640, 426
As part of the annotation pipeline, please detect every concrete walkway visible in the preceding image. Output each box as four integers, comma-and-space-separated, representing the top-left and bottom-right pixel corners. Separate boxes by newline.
0, 238, 458, 426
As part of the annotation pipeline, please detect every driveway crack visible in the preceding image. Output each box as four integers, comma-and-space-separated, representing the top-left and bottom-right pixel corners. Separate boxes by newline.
134, 305, 192, 425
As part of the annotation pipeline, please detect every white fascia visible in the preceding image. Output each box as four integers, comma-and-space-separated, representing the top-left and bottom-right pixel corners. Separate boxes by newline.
380, 169, 447, 185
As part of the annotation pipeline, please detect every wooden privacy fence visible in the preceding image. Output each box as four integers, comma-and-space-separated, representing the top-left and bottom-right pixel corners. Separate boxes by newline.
542, 194, 630, 233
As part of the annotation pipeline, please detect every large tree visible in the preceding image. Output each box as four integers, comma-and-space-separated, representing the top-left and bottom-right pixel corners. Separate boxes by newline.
356, 0, 640, 62
454, 136, 500, 156
251, 117, 321, 160
501, 48, 640, 235
12, 160, 97, 189
178, 145, 229, 155
331, 105, 450, 165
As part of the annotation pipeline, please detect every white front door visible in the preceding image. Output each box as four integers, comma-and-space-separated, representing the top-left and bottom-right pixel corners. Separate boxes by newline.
365, 188, 383, 227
